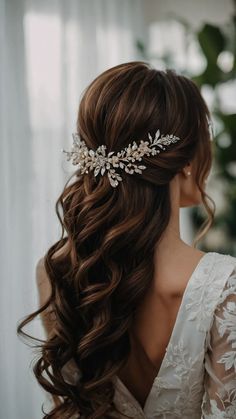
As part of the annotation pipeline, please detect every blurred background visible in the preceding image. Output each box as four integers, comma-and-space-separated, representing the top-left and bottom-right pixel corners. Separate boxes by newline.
1, 0, 236, 418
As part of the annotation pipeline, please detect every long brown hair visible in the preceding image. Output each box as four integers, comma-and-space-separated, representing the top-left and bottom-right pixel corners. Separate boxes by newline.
17, 61, 215, 418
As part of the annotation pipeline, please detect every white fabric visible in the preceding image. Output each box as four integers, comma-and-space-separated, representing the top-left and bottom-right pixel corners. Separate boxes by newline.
112, 252, 236, 418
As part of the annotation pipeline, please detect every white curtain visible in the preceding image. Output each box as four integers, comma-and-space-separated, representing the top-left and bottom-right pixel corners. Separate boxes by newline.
1, 1, 145, 418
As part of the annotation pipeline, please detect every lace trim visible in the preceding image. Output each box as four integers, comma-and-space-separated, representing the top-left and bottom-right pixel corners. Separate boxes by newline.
202, 271, 236, 418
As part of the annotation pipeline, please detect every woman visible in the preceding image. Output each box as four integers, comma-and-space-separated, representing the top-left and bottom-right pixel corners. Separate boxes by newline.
17, 61, 236, 418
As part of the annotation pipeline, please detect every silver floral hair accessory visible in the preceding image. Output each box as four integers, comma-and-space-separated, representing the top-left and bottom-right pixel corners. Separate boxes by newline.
62, 129, 181, 188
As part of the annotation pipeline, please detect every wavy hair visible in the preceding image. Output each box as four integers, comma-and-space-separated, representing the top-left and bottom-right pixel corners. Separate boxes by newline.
17, 61, 215, 418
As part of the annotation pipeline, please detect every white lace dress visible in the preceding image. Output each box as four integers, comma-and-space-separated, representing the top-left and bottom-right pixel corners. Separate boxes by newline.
57, 251, 236, 418
111, 252, 236, 418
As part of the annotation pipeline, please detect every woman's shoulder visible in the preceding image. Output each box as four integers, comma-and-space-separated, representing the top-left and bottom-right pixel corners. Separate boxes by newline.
186, 251, 236, 291
210, 250, 236, 260
200, 251, 236, 289
203, 251, 236, 312
183, 251, 236, 334
211, 251, 236, 298
206, 250, 236, 269
204, 251, 236, 349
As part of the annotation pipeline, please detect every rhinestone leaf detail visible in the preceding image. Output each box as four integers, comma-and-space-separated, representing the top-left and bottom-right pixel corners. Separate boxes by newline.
62, 130, 181, 188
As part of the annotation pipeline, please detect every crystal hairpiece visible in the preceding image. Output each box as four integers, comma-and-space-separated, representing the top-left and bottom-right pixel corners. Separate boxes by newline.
62, 130, 181, 188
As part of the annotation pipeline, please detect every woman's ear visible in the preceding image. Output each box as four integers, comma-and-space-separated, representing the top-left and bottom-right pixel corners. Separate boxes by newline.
180, 162, 192, 179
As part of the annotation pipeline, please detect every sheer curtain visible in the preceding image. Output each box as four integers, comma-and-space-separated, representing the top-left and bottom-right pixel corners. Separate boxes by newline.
1, 1, 145, 418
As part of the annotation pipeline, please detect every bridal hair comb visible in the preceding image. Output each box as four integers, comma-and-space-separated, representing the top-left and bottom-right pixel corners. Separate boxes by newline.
62, 129, 181, 188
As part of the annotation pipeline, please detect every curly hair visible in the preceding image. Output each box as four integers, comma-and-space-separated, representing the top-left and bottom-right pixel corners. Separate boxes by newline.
17, 61, 215, 418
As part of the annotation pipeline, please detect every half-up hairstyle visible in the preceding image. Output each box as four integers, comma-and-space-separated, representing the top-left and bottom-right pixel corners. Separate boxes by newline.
17, 61, 214, 418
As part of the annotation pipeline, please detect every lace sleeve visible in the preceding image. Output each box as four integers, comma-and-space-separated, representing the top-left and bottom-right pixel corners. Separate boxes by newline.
202, 271, 236, 418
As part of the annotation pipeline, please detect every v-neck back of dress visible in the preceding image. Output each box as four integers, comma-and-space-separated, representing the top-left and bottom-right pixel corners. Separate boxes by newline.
113, 251, 221, 416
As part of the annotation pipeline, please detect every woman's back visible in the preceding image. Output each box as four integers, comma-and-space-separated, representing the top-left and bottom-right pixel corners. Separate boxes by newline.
112, 251, 236, 418
116, 248, 206, 408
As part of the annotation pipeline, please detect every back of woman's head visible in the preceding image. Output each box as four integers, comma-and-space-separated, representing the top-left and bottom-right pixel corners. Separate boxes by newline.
17, 61, 214, 418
